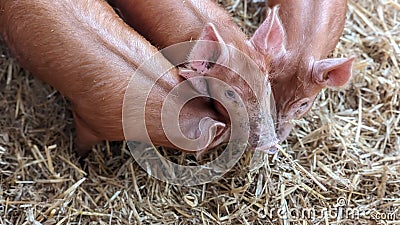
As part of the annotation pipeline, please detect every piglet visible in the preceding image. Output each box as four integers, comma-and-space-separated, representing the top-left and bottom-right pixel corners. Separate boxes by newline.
0, 0, 227, 157
110, 0, 282, 152
264, 0, 355, 140
111, 0, 354, 143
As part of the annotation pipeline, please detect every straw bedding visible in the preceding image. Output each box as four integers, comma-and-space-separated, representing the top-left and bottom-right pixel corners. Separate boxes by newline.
0, 0, 399, 224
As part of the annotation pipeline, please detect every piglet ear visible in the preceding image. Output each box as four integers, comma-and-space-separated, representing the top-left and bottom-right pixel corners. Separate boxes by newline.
188, 23, 229, 74
179, 68, 209, 96
198, 117, 225, 148
312, 57, 355, 87
250, 6, 286, 55
195, 117, 226, 159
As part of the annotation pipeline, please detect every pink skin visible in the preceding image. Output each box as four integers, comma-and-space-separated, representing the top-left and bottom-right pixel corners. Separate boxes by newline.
0, 0, 227, 157
109, 0, 283, 151
110, 0, 354, 144
266, 0, 354, 140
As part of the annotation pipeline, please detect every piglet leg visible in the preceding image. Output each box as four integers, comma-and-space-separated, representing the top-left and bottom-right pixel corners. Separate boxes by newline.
73, 111, 102, 158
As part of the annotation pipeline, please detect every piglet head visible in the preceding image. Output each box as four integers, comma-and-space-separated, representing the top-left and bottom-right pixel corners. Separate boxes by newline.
180, 16, 285, 153
250, 6, 354, 142
271, 56, 354, 141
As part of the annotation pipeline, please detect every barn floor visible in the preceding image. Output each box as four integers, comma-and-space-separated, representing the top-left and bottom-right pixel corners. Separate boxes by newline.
0, 0, 399, 224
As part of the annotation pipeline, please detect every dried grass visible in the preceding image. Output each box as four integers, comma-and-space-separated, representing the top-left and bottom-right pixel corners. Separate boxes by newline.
1, 0, 399, 224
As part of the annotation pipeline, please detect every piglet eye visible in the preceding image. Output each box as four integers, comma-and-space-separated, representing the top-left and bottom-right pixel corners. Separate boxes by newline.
300, 101, 309, 109
294, 99, 312, 117
225, 90, 236, 99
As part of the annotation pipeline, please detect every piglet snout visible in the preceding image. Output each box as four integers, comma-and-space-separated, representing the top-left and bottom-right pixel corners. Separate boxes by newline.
248, 112, 279, 154
255, 136, 279, 154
